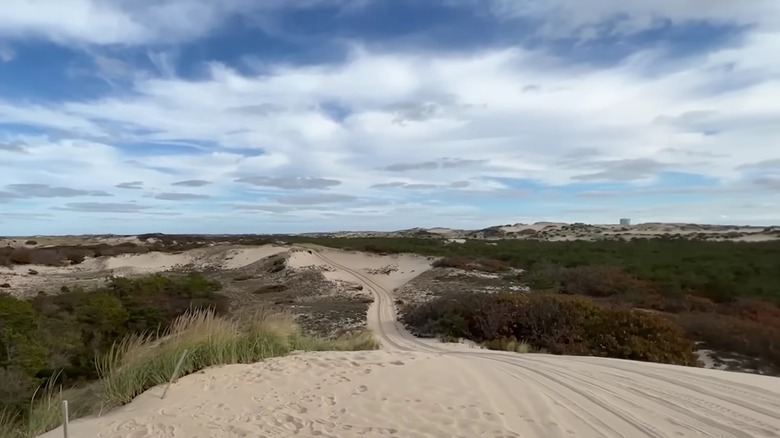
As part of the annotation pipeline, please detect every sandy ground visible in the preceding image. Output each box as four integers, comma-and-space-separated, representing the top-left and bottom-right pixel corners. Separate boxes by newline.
38, 246, 780, 438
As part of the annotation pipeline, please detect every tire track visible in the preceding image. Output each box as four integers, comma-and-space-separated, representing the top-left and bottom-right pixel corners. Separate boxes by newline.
550, 356, 780, 414
308, 249, 441, 354
302, 246, 780, 438
514, 356, 762, 438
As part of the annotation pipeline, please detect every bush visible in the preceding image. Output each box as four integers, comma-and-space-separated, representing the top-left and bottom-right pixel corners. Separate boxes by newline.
585, 308, 696, 365
558, 265, 657, 297
7, 249, 31, 265
432, 256, 510, 273
0, 295, 48, 375
402, 292, 697, 366
677, 312, 780, 373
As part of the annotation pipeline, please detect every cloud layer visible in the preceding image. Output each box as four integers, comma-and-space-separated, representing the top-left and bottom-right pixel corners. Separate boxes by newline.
0, 0, 778, 233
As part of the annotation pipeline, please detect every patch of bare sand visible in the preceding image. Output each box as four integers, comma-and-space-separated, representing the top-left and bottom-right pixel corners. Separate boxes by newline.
38, 351, 508, 438
287, 248, 433, 291
220, 246, 289, 270
38, 349, 780, 438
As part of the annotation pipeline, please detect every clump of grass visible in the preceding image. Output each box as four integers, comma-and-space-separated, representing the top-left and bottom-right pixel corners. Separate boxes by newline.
484, 337, 531, 353
291, 329, 380, 352
97, 308, 378, 408
0, 410, 19, 438
0, 372, 95, 438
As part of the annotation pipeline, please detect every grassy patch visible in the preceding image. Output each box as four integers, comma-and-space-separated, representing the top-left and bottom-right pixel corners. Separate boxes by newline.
0, 309, 378, 436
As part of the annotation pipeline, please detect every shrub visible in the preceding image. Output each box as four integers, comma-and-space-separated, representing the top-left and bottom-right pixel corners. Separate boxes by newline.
558, 265, 656, 297
432, 256, 510, 273
7, 249, 31, 265
676, 312, 780, 373
0, 368, 36, 413
402, 292, 696, 366
0, 295, 48, 375
66, 253, 86, 265
585, 308, 697, 365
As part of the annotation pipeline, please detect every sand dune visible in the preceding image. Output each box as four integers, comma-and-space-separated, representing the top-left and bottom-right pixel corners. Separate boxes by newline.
38, 246, 780, 438
0, 245, 290, 295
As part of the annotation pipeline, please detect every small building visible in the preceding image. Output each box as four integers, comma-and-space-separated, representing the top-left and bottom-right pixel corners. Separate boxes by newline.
619, 218, 631, 226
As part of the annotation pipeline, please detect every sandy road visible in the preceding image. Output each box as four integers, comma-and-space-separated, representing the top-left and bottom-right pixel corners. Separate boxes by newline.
311, 249, 780, 438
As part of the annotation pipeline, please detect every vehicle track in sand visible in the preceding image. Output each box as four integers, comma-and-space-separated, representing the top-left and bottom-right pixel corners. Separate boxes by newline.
309, 248, 780, 438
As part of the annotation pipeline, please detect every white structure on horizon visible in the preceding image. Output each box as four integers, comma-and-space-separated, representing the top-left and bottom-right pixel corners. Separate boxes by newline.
619, 218, 631, 226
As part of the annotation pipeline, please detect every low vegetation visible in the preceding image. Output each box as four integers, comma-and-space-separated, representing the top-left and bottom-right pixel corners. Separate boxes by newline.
1, 292, 377, 437
0, 234, 275, 268
286, 237, 780, 302
294, 236, 780, 373
402, 292, 698, 366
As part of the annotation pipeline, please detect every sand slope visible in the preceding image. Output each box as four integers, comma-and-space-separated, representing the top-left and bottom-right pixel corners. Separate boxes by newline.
39, 247, 780, 438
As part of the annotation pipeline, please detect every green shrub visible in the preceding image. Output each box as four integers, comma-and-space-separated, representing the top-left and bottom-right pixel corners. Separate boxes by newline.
585, 308, 696, 365
558, 265, 657, 297
0, 295, 47, 375
432, 256, 510, 273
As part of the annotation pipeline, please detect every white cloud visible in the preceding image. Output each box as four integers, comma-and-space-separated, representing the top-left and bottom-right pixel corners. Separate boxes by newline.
1, 1, 779, 231
2, 37, 778, 190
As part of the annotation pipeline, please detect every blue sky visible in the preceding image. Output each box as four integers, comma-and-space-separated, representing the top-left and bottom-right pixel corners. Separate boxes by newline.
1, 0, 779, 234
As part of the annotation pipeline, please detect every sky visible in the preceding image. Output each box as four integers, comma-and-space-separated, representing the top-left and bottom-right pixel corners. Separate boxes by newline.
0, 0, 779, 235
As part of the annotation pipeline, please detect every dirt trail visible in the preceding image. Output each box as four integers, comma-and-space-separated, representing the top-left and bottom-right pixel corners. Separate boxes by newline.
311, 249, 780, 438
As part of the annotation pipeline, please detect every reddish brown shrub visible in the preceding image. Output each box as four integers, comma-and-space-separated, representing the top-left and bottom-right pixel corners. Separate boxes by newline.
403, 292, 697, 366
724, 299, 780, 326
559, 265, 658, 297
676, 312, 780, 373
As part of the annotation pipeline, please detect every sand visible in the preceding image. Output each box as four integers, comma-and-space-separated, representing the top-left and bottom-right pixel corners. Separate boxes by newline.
0, 245, 293, 296
221, 246, 289, 270
37, 246, 780, 438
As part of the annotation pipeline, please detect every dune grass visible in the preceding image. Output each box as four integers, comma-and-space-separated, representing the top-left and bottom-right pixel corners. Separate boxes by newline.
0, 373, 95, 438
1, 309, 379, 437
